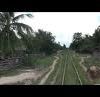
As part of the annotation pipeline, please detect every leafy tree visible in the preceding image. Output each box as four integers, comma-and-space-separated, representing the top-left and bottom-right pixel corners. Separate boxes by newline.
35, 29, 55, 55
62, 44, 66, 49
79, 34, 94, 53
70, 32, 83, 51
92, 26, 100, 46
70, 28, 100, 54
0, 12, 33, 58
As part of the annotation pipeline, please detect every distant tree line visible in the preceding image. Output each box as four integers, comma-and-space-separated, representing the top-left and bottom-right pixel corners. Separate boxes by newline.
0, 12, 66, 59
22, 29, 65, 55
70, 26, 100, 54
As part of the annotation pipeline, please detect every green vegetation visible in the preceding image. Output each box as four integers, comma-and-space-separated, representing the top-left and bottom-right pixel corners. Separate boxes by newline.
1, 12, 100, 85
42, 50, 91, 85
33, 54, 56, 69
81, 54, 100, 84
0, 12, 64, 72
83, 56, 100, 68
72, 53, 91, 85
44, 52, 63, 85
0, 12, 33, 58
0, 53, 55, 77
70, 26, 100, 54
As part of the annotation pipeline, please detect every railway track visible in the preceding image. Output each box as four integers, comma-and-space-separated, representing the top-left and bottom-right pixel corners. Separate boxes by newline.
61, 53, 68, 85
71, 55, 82, 85
69, 51, 82, 85
41, 50, 83, 85
61, 50, 82, 85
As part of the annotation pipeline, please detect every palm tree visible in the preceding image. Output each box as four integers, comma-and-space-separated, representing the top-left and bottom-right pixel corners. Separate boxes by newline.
0, 12, 34, 58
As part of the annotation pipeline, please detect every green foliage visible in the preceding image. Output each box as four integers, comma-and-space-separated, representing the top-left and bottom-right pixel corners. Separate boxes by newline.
0, 12, 64, 58
70, 32, 83, 52
24, 29, 63, 55
70, 27, 100, 53
62, 44, 67, 49
22, 54, 34, 66
93, 26, 100, 46
0, 12, 33, 58
35, 29, 55, 55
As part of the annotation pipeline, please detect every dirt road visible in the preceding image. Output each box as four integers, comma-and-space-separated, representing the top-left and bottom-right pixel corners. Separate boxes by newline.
80, 57, 87, 72
80, 55, 91, 72
0, 69, 44, 85
38, 56, 59, 85
0, 52, 60, 85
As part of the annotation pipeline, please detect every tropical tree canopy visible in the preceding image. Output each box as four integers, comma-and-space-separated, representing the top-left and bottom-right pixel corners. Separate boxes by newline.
70, 26, 100, 53
0, 12, 34, 57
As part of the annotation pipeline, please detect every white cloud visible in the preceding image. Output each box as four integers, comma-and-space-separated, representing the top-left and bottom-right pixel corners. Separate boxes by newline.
16, 12, 100, 47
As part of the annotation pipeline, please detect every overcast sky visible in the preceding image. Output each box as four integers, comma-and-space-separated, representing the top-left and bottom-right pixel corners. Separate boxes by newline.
17, 12, 100, 47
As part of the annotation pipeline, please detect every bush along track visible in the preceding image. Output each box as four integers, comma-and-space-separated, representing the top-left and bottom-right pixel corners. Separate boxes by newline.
42, 50, 91, 85
38, 55, 59, 85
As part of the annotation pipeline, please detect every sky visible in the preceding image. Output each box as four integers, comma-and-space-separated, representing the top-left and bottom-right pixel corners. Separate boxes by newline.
16, 12, 100, 47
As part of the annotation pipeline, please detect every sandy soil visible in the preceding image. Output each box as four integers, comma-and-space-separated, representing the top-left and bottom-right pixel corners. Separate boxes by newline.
0, 50, 61, 85
0, 69, 43, 85
38, 56, 59, 85
80, 57, 88, 72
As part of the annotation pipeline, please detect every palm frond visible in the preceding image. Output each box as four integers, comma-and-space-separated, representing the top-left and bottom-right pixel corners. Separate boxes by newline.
13, 14, 33, 22
0, 12, 11, 25
9, 12, 14, 18
0, 12, 34, 57
0, 13, 6, 24
0, 29, 19, 53
11, 22, 34, 34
